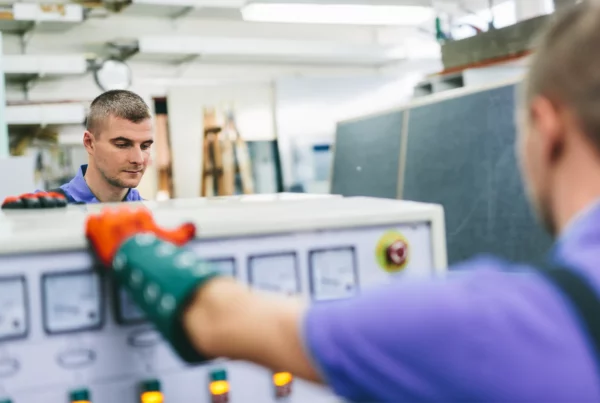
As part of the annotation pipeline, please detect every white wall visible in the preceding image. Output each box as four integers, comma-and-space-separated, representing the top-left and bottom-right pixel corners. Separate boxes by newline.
275, 58, 441, 190
167, 82, 275, 199
0, 156, 35, 201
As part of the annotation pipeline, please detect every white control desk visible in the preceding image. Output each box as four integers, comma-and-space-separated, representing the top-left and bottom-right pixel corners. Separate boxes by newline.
0, 195, 447, 403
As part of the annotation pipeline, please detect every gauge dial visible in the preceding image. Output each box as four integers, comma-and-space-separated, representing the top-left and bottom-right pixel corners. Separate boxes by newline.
248, 253, 299, 296
43, 271, 103, 334
0, 277, 27, 341
205, 258, 236, 277
309, 247, 358, 301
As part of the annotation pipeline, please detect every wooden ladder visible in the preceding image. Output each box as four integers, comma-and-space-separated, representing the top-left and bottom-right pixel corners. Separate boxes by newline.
201, 108, 255, 197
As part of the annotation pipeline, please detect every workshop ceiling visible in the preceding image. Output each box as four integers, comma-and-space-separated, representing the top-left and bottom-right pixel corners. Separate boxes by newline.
0, 0, 516, 69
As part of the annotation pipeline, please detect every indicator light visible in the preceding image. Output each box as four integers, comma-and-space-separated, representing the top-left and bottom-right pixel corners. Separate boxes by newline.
209, 369, 230, 403
70, 388, 91, 403
140, 379, 164, 403
273, 372, 293, 398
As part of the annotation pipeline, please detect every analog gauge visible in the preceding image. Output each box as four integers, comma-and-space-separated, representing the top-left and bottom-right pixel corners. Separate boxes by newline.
0, 277, 28, 341
116, 287, 145, 325
309, 247, 358, 301
248, 253, 299, 296
205, 258, 236, 277
43, 271, 103, 334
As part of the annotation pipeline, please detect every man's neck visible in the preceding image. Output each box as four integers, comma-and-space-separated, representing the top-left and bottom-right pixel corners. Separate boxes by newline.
554, 147, 600, 235
84, 163, 129, 203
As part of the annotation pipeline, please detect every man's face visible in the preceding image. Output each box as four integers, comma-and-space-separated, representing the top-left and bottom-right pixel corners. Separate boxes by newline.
86, 116, 153, 189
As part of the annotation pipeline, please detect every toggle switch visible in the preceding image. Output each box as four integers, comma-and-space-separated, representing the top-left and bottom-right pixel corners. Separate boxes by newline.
209, 368, 230, 403
140, 379, 164, 403
273, 371, 293, 398
70, 388, 91, 403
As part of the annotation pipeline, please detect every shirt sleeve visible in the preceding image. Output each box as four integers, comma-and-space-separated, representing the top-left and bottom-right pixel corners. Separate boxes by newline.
301, 256, 567, 402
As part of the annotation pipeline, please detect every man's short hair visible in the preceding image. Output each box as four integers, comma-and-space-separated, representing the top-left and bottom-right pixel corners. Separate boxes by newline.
525, 0, 600, 146
86, 90, 151, 135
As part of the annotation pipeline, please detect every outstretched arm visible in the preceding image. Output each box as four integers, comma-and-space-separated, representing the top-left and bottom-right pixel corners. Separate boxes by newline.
85, 207, 321, 382
85, 207, 514, 403
183, 277, 321, 382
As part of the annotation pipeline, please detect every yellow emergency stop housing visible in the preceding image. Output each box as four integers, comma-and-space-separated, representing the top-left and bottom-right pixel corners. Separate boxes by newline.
375, 230, 411, 273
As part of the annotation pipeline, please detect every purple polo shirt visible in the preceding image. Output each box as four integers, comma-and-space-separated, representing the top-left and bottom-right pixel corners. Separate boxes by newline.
60, 164, 143, 204
304, 202, 600, 402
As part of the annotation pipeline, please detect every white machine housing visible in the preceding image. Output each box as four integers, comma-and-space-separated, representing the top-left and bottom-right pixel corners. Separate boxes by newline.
0, 195, 447, 403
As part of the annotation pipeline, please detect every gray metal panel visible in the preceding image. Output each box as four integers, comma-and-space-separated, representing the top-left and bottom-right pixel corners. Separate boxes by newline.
403, 84, 553, 265
331, 111, 404, 198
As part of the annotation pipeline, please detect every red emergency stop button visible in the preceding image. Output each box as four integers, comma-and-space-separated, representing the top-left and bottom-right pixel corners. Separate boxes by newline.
375, 231, 411, 273
386, 240, 408, 266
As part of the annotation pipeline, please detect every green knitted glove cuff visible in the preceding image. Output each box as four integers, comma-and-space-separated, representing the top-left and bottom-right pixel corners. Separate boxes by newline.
112, 233, 221, 363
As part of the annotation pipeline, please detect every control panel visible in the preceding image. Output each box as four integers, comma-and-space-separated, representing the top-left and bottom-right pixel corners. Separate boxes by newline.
0, 197, 446, 403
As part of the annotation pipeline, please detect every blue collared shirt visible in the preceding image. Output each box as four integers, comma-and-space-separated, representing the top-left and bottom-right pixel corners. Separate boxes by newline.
304, 201, 600, 402
58, 164, 143, 204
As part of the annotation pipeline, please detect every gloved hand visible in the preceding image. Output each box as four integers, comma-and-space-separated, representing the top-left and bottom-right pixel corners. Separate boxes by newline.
2, 192, 67, 209
85, 207, 196, 267
85, 207, 220, 363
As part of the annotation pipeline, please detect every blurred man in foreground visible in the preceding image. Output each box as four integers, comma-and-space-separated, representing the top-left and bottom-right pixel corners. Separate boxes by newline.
85, 2, 600, 402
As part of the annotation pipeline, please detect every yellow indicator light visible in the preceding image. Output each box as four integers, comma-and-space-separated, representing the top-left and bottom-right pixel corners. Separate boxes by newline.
210, 380, 230, 396
141, 391, 164, 403
273, 372, 293, 387
72, 401, 90, 403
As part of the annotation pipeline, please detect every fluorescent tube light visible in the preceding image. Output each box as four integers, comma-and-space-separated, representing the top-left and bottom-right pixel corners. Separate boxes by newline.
241, 3, 433, 26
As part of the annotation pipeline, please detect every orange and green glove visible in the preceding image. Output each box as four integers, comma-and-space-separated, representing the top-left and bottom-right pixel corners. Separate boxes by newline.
2, 192, 67, 209
85, 207, 222, 363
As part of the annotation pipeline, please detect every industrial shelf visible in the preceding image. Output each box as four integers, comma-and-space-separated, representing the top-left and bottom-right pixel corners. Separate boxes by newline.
0, 2, 83, 34
3, 54, 88, 82
6, 103, 86, 126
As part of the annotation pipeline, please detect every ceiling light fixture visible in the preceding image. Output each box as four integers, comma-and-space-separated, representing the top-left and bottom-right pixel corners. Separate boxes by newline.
241, 3, 433, 26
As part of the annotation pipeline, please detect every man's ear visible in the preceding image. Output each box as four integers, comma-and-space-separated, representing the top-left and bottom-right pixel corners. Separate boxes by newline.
83, 131, 94, 153
530, 95, 565, 163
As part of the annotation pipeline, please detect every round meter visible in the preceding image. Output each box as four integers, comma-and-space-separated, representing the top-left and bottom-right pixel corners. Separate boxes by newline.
309, 247, 358, 301
0, 276, 28, 341
42, 271, 103, 334
248, 253, 299, 296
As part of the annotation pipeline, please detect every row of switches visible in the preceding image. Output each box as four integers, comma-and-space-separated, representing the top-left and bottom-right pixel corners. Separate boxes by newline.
0, 370, 294, 403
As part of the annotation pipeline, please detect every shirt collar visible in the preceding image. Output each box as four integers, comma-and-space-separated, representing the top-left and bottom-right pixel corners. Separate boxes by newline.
63, 164, 136, 203
557, 198, 600, 242
551, 197, 600, 265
